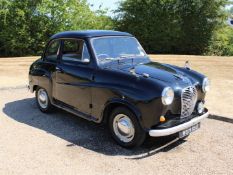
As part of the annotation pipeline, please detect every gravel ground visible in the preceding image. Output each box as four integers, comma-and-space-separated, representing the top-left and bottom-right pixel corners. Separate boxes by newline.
0, 55, 233, 175
0, 88, 233, 175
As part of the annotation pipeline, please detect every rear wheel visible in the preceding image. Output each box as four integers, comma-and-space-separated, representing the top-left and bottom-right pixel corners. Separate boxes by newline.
108, 107, 146, 148
36, 87, 53, 113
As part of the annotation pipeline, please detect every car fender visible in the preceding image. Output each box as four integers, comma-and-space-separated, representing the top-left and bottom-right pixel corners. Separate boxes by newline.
101, 97, 144, 127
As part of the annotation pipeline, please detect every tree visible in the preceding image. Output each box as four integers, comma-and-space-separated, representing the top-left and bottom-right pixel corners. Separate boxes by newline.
0, 0, 45, 56
177, 0, 227, 54
206, 25, 233, 56
115, 0, 180, 54
38, 0, 113, 31
116, 0, 228, 55
0, 0, 114, 57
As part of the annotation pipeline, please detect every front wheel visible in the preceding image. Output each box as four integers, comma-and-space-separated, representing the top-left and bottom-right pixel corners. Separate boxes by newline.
108, 107, 146, 148
36, 87, 53, 113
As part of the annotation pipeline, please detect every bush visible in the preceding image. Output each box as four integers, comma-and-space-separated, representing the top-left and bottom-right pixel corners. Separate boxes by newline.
206, 26, 233, 56
115, 0, 229, 56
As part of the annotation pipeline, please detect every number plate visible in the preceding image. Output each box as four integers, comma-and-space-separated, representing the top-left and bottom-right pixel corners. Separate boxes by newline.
179, 123, 200, 138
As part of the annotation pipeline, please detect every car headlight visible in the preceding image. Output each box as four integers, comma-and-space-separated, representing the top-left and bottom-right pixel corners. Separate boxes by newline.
161, 87, 174, 105
202, 78, 210, 93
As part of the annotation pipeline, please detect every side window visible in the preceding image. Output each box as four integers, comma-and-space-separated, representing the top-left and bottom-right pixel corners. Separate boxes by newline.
45, 40, 60, 62
62, 39, 90, 63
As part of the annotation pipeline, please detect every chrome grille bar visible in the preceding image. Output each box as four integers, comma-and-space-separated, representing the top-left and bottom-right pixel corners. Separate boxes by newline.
181, 86, 198, 118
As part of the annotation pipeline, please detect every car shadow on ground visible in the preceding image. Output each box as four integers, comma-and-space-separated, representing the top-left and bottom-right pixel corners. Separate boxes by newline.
3, 98, 187, 158
208, 114, 233, 124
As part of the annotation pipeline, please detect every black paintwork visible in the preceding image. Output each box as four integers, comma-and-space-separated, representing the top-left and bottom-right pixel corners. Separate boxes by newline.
29, 30, 207, 131
51, 30, 132, 40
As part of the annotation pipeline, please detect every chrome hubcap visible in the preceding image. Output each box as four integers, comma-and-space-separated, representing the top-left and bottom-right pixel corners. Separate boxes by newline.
37, 89, 48, 109
113, 114, 135, 143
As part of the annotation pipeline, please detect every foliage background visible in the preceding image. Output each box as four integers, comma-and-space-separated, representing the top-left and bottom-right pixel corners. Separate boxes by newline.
0, 0, 113, 56
0, 0, 233, 57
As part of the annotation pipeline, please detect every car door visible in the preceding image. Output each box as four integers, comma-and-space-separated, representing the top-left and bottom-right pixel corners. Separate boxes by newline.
39, 39, 61, 98
53, 38, 93, 115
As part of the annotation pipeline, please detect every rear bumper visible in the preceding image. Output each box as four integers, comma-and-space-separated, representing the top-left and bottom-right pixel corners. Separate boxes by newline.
149, 112, 209, 137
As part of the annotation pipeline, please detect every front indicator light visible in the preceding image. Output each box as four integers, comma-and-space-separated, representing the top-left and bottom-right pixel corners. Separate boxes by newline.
160, 116, 166, 122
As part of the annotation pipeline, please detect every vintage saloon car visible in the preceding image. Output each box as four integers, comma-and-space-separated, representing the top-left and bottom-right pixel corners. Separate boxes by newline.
28, 30, 210, 148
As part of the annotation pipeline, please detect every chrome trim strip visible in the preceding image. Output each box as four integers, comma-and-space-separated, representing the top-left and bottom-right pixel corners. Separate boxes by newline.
149, 112, 209, 137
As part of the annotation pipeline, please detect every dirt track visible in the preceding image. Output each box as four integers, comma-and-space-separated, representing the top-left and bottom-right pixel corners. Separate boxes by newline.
0, 55, 233, 174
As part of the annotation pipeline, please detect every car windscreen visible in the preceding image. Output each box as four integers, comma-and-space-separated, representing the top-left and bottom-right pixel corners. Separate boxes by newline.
91, 36, 149, 66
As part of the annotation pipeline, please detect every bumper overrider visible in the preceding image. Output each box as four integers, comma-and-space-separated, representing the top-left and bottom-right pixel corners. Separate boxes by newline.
149, 111, 209, 137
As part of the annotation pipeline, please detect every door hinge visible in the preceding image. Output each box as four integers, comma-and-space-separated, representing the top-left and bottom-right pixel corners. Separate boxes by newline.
91, 75, 95, 81
89, 104, 93, 108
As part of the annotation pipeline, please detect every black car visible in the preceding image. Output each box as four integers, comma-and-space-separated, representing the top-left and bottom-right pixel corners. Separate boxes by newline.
28, 30, 210, 148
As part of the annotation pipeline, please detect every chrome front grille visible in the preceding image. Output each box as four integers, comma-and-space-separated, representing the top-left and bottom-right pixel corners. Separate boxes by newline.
181, 86, 198, 118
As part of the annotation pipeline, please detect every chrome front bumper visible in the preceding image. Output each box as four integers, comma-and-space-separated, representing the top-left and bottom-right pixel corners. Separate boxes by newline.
149, 112, 209, 137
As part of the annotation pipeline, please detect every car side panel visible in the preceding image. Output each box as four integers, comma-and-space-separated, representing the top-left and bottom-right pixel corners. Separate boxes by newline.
54, 63, 93, 115
91, 69, 166, 129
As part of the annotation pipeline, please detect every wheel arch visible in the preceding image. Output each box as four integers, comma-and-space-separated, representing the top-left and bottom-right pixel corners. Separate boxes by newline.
101, 98, 143, 128
33, 85, 39, 92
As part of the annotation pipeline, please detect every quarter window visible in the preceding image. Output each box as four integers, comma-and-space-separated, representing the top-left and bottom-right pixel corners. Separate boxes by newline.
62, 39, 90, 63
44, 40, 60, 62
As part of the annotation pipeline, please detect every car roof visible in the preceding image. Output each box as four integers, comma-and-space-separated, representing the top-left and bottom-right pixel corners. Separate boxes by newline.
50, 30, 133, 40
